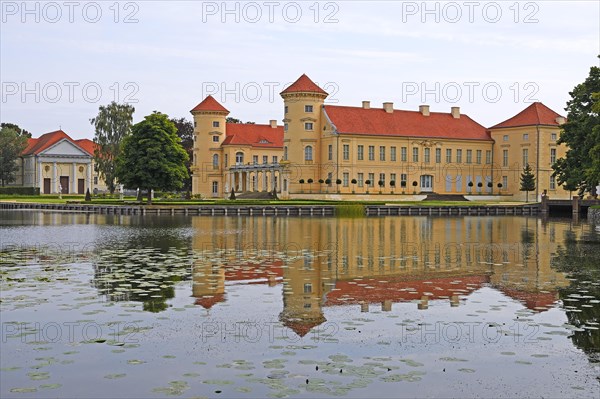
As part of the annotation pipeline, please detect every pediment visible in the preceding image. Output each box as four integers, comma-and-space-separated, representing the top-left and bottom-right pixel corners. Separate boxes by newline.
40, 139, 90, 157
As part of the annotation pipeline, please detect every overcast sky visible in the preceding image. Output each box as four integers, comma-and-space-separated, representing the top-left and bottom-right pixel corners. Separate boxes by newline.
1, 0, 598, 138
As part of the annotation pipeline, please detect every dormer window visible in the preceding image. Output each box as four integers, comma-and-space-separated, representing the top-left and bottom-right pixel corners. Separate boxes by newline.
259, 139, 269, 144
305, 105, 313, 113
213, 121, 220, 128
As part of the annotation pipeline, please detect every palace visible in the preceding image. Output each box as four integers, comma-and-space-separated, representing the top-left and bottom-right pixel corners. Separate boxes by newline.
191, 74, 569, 201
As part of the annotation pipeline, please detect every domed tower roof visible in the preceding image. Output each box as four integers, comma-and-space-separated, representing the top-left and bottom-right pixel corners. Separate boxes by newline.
190, 95, 230, 114
280, 74, 328, 97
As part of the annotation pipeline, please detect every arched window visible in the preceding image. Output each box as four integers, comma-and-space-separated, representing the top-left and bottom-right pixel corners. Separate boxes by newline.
236, 152, 244, 164
304, 146, 313, 161
212, 154, 219, 169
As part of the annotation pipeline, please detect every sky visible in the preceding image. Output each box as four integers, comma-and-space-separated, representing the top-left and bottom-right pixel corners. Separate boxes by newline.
1, 0, 599, 139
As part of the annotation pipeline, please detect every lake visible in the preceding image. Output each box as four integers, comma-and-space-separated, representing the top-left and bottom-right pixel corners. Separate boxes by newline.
1, 210, 599, 398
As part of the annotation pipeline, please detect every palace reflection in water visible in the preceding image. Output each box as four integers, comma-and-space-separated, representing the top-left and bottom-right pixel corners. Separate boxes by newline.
191, 216, 579, 336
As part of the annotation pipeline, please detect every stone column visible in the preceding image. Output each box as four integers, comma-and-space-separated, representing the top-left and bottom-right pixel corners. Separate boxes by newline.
263, 171, 268, 192
271, 170, 276, 192
87, 162, 92, 192
72, 162, 77, 193
246, 172, 250, 193
38, 160, 43, 191
53, 162, 58, 193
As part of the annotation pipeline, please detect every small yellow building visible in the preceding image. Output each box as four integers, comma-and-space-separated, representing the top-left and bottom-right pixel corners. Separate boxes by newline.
191, 74, 570, 201
13, 130, 107, 194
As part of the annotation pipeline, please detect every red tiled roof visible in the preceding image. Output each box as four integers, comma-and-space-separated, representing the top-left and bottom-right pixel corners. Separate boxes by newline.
280, 74, 328, 96
22, 130, 71, 155
194, 293, 226, 309
222, 123, 283, 148
497, 287, 558, 312
324, 275, 489, 306
324, 105, 492, 141
490, 102, 564, 129
280, 316, 326, 337
190, 95, 230, 113
74, 139, 97, 156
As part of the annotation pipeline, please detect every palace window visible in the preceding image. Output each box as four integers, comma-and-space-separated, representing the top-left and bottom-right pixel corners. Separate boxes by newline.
379, 146, 385, 161
253, 155, 258, 164
486, 150, 492, 164
343, 173, 349, 187
503, 150, 508, 167
213, 121, 220, 128
357, 173, 364, 187
550, 175, 556, 190
424, 148, 430, 163
305, 105, 313, 112
551, 133, 557, 141
466, 150, 472, 164
343, 144, 350, 160
503, 135, 509, 142
456, 149, 462, 163
401, 147, 407, 162
212, 154, 219, 169
368, 146, 375, 161
272, 156, 278, 164
446, 149, 452, 163
435, 148, 441, 163
390, 146, 397, 161
476, 150, 482, 164
284, 106, 288, 114
523, 133, 529, 141
523, 148, 529, 166
550, 148, 556, 164
235, 152, 244, 164
412, 147, 419, 163
284, 123, 288, 132
368, 173, 375, 187
304, 146, 313, 161
283, 146, 288, 161
212, 135, 219, 142
357, 145, 364, 160
263, 155, 268, 164
304, 122, 313, 131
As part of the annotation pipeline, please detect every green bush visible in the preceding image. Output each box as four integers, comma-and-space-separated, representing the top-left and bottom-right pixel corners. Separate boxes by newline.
0, 187, 40, 195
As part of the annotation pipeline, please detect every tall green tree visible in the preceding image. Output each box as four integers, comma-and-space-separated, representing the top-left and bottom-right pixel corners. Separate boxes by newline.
0, 126, 28, 186
520, 163, 536, 202
90, 102, 135, 194
116, 112, 189, 204
170, 117, 194, 192
553, 61, 600, 197
0, 123, 32, 138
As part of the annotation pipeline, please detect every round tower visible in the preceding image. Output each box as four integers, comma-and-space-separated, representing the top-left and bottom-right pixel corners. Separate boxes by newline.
280, 74, 328, 195
190, 95, 229, 197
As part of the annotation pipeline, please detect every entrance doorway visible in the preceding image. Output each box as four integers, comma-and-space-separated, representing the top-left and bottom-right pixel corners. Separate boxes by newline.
60, 176, 69, 194
43, 178, 51, 194
78, 179, 85, 194
420, 175, 433, 192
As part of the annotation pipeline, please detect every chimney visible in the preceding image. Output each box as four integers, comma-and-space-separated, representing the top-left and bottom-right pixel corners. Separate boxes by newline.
269, 119, 277, 128
383, 102, 394, 113
362, 101, 370, 109
555, 116, 565, 125
419, 105, 430, 116
451, 106, 460, 119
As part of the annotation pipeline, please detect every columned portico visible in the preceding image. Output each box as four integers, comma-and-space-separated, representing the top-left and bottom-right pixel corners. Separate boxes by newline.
226, 163, 283, 196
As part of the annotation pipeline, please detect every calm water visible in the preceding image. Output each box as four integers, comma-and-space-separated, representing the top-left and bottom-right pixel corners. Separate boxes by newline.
1, 210, 599, 398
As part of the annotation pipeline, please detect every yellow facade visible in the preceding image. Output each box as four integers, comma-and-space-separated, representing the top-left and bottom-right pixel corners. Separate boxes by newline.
192, 75, 570, 201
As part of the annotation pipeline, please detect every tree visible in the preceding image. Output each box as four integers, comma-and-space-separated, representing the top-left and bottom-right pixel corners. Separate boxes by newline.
116, 112, 189, 204
90, 102, 135, 194
226, 117, 255, 124
170, 117, 194, 192
0, 123, 32, 138
520, 163, 536, 202
553, 61, 600, 197
0, 126, 28, 186
351, 178, 357, 193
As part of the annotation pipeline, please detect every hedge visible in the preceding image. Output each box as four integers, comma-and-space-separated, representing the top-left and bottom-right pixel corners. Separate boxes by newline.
0, 187, 40, 195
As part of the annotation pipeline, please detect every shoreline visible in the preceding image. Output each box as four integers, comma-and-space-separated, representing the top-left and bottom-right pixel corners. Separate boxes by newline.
0, 201, 541, 217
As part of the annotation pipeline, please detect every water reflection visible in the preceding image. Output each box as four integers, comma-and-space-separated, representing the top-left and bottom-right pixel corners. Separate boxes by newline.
189, 217, 579, 333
